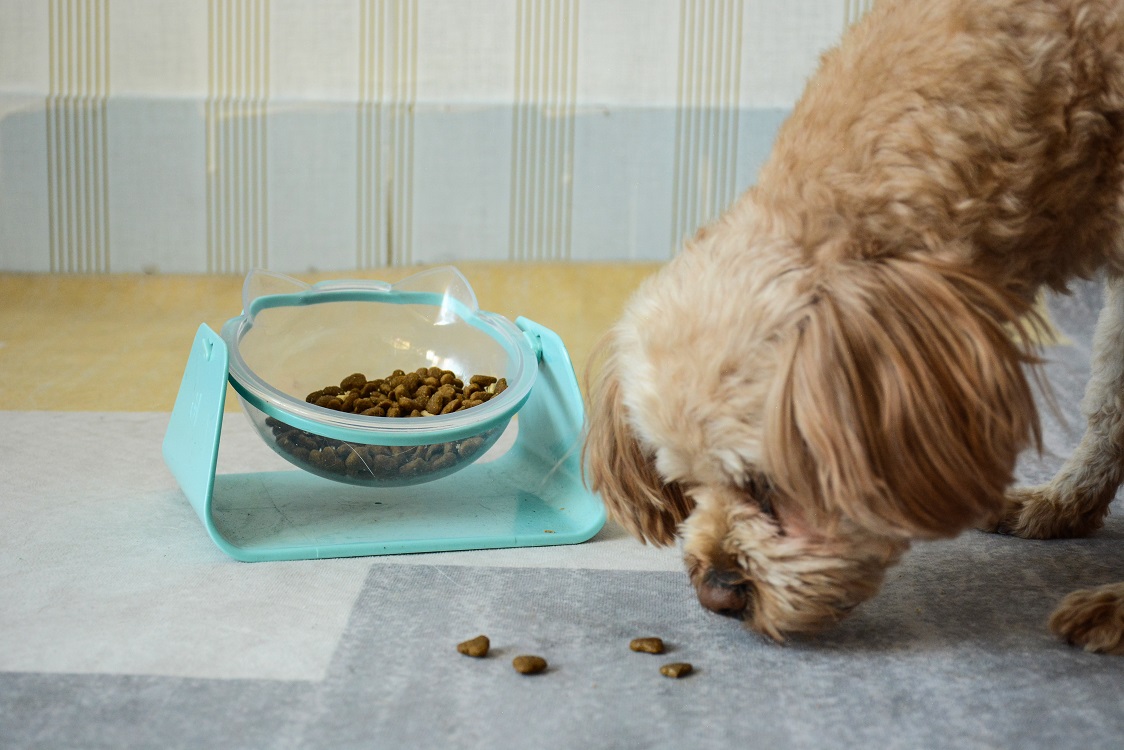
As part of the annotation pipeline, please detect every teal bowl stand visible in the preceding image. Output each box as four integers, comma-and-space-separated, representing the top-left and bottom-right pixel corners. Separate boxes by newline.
162, 317, 606, 562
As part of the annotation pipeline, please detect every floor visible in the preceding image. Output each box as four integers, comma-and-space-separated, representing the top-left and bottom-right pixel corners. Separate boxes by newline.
2, 266, 1123, 750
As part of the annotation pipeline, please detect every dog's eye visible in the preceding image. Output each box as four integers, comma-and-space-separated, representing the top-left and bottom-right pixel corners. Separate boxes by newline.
741, 475, 779, 521
756, 493, 778, 522
743, 473, 771, 495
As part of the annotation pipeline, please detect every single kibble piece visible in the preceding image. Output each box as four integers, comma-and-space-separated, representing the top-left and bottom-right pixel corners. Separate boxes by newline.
512, 655, 548, 675
339, 373, 367, 391
456, 635, 490, 658
629, 637, 665, 654
659, 662, 693, 679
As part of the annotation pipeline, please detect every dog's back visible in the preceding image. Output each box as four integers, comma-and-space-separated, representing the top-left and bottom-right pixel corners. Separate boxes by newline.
755, 0, 1124, 295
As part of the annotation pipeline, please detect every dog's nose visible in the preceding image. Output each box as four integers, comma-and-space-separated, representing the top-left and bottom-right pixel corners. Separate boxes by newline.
696, 569, 751, 618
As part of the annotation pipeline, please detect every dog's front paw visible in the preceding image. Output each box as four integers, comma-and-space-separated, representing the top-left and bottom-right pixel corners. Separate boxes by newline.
986, 486, 1104, 539
1048, 583, 1124, 655
984, 486, 1062, 538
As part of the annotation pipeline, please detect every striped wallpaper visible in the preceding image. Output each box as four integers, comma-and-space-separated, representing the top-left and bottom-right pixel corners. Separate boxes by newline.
509, 0, 579, 262
844, 0, 876, 27
0, 0, 868, 273
671, 0, 744, 253
46, 0, 110, 273
207, 0, 270, 274
358, 0, 417, 268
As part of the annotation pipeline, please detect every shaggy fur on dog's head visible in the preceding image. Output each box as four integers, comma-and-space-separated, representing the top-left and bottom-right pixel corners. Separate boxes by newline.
585, 0, 1124, 640
587, 213, 1041, 638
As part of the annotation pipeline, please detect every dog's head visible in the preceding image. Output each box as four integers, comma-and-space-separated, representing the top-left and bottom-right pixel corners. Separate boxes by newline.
584, 221, 1042, 640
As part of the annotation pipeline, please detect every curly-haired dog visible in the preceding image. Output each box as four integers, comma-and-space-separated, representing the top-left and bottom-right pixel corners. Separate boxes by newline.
585, 0, 1124, 653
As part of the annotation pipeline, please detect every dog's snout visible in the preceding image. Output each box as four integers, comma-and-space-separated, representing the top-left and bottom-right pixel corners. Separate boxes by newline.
696, 569, 752, 619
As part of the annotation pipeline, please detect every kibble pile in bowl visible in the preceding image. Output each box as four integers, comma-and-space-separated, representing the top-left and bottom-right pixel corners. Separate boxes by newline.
307, 368, 507, 418
264, 367, 509, 483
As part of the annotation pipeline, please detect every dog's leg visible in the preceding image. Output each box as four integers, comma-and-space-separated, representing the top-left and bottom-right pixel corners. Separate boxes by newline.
1048, 582, 1124, 655
996, 275, 1124, 539
995, 277, 1124, 654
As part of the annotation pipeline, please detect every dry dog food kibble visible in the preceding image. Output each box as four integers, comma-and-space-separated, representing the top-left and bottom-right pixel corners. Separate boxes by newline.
659, 662, 693, 679
511, 655, 548, 675
265, 368, 507, 482
305, 369, 507, 418
629, 637, 665, 654
456, 635, 490, 658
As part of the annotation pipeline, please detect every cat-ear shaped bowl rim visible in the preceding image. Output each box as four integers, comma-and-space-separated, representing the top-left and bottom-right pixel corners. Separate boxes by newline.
220, 268, 538, 445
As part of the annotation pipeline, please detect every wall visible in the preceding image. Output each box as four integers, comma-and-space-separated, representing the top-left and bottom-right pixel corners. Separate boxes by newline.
0, 0, 873, 273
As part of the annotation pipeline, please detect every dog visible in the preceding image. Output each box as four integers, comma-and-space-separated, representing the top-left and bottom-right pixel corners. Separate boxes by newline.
584, 0, 1124, 654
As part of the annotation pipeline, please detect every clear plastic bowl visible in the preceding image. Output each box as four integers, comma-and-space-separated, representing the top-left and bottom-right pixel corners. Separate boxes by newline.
220, 267, 538, 487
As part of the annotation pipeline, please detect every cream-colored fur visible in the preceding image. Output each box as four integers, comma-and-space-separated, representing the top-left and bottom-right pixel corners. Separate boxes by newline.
585, 0, 1124, 653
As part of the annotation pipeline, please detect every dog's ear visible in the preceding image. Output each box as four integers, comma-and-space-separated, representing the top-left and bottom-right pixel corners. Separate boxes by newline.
583, 336, 695, 545
765, 257, 1042, 538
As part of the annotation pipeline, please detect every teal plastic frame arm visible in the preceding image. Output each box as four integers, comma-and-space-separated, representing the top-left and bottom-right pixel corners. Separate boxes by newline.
163, 320, 605, 561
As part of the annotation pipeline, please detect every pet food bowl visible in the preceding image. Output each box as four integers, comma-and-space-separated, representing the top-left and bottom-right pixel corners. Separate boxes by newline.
163, 267, 605, 562
223, 267, 536, 488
